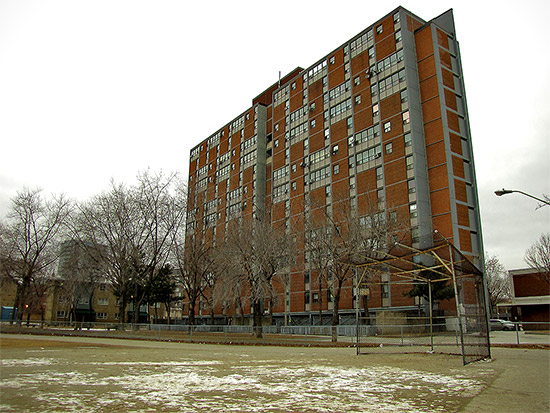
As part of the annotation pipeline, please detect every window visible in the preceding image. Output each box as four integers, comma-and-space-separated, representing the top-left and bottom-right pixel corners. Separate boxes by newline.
324, 128, 330, 140
384, 121, 391, 133
371, 84, 378, 97
408, 180, 416, 193
385, 142, 393, 154
403, 111, 410, 124
395, 30, 402, 43
325, 185, 331, 196
291, 82, 296, 90
275, 123, 279, 132
56, 310, 65, 319
368, 46, 375, 59
97, 312, 108, 320
354, 76, 360, 86
409, 204, 418, 218
406, 155, 414, 170
305, 291, 310, 304
333, 164, 340, 175
275, 139, 279, 147
99, 284, 106, 291
376, 25, 383, 34
305, 272, 310, 284
332, 144, 339, 154
313, 293, 319, 304
347, 117, 353, 129
291, 181, 297, 191
311, 119, 316, 129
404, 133, 412, 147
376, 166, 383, 180
292, 164, 297, 173
330, 56, 335, 65
373, 104, 379, 116
355, 95, 362, 105
310, 102, 316, 112
401, 90, 408, 103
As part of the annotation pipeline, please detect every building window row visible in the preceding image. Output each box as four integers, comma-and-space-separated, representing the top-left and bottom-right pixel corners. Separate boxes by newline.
350, 29, 374, 58
273, 183, 289, 198
356, 145, 382, 166
191, 146, 200, 159
329, 80, 351, 101
350, 124, 380, 146
217, 151, 231, 165
308, 166, 331, 184
207, 132, 221, 148
241, 135, 257, 152
375, 49, 404, 74
290, 121, 308, 139
290, 106, 308, 123
378, 70, 406, 94
227, 188, 240, 202
242, 151, 256, 165
304, 59, 328, 82
273, 165, 289, 181
309, 147, 330, 166
215, 164, 230, 178
230, 115, 245, 133
329, 98, 352, 119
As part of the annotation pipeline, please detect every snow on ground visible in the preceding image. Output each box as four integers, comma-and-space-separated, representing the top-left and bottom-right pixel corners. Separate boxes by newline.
1, 347, 487, 412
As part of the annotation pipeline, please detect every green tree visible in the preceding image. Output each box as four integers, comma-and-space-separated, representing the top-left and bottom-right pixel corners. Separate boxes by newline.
405, 269, 455, 310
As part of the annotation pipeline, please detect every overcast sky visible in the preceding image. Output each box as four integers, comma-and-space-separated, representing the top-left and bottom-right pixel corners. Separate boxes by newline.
1, 0, 548, 271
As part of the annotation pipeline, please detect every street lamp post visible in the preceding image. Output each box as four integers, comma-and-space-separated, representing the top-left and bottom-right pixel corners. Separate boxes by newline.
494, 188, 550, 206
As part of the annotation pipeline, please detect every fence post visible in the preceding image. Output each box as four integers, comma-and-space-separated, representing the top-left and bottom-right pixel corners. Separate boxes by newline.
515, 322, 520, 345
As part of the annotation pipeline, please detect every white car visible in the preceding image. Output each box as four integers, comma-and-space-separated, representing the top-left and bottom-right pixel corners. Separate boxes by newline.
490, 319, 515, 331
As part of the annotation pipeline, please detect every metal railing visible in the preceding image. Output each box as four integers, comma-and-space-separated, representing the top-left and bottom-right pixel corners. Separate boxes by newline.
1, 320, 548, 347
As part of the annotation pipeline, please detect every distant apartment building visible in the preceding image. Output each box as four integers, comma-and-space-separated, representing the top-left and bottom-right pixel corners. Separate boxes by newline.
185, 7, 483, 325
508, 268, 550, 329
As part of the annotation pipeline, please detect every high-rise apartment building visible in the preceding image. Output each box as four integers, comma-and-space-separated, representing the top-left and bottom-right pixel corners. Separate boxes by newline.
185, 7, 483, 325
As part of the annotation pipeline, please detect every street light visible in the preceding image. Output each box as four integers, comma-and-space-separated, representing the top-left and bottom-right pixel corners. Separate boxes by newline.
494, 188, 550, 206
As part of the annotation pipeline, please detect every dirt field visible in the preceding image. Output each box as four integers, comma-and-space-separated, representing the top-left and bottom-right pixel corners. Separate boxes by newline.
1, 333, 548, 412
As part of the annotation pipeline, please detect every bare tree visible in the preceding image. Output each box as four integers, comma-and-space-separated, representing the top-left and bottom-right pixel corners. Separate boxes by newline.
484, 254, 511, 316
217, 218, 290, 337
306, 191, 406, 342
70, 170, 186, 324
0, 188, 72, 323
524, 233, 550, 285
172, 233, 213, 326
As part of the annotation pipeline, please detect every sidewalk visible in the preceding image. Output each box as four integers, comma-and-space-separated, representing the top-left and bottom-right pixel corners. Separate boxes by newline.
489, 330, 550, 346
461, 346, 550, 412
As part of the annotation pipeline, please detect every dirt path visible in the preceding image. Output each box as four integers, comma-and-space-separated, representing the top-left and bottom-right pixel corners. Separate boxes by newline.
1, 333, 548, 412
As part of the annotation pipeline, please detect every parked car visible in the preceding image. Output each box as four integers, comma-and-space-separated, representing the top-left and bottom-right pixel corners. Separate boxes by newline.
490, 319, 516, 331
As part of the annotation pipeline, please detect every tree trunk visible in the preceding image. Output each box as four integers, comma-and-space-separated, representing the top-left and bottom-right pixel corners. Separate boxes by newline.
188, 289, 201, 326
318, 277, 323, 325
253, 299, 263, 338
331, 281, 343, 342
